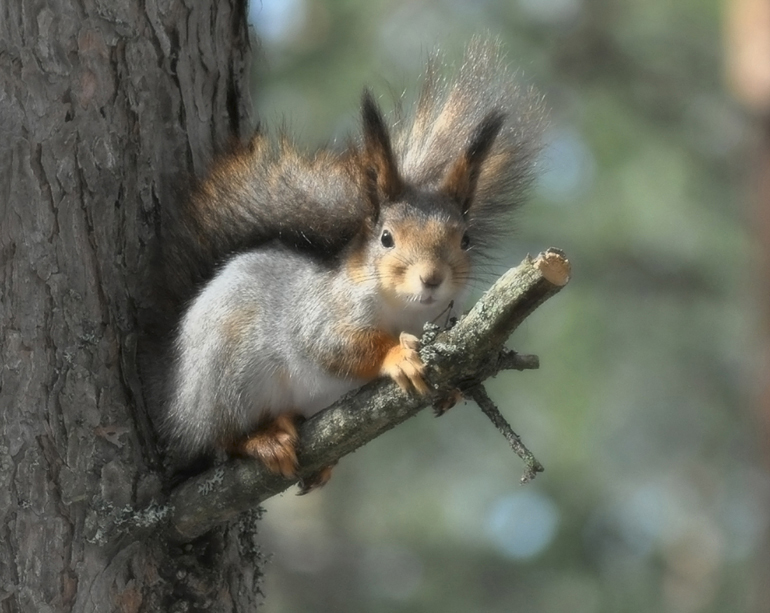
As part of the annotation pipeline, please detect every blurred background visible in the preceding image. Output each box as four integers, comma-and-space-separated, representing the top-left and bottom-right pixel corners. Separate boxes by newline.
247, 1, 769, 611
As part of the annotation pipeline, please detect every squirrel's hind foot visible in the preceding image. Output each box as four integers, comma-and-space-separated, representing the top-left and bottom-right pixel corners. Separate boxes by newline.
232, 412, 301, 478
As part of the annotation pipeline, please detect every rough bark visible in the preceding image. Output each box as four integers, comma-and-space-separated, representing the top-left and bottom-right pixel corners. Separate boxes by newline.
0, 0, 259, 610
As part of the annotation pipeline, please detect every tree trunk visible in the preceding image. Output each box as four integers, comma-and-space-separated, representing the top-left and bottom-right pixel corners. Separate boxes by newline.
0, 0, 262, 610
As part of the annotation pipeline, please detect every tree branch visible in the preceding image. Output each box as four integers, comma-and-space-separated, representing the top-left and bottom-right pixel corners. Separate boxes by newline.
154, 249, 570, 542
468, 385, 544, 484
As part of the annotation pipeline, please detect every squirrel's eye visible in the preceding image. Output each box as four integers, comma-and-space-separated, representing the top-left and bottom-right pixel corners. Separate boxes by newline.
461, 233, 471, 250
381, 230, 395, 248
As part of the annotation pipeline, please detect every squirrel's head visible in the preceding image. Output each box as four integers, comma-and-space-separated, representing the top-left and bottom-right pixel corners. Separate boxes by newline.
349, 91, 505, 311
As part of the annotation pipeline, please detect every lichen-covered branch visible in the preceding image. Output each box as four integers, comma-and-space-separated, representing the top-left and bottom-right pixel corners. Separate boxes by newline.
163, 249, 570, 542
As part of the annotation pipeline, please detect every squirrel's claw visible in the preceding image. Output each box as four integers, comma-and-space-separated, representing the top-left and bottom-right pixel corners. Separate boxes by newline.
399, 332, 421, 352
433, 388, 464, 416
297, 463, 336, 495
381, 333, 431, 395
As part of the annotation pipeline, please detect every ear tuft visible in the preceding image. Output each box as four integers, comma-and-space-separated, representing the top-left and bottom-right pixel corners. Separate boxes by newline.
361, 89, 403, 203
442, 110, 506, 214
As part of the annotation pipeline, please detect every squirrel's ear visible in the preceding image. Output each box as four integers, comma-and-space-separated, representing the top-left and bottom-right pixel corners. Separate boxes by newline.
361, 89, 403, 204
441, 110, 506, 215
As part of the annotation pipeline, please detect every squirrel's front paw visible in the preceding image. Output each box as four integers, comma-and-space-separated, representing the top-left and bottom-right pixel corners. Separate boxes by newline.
381, 332, 430, 395
238, 413, 300, 478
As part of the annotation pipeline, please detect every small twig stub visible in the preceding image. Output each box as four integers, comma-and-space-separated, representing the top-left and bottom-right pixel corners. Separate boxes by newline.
468, 385, 545, 484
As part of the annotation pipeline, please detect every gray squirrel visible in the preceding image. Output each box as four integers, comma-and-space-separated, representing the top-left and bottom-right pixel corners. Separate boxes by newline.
159, 39, 545, 492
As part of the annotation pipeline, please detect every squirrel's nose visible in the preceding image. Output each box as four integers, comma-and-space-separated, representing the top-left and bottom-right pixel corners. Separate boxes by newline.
420, 271, 444, 288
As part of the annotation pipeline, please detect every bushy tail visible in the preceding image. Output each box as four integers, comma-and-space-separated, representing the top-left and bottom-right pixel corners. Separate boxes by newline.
160, 38, 545, 312
394, 37, 547, 255
159, 135, 366, 312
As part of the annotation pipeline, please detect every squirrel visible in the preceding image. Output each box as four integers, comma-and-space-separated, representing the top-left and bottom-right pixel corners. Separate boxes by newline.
159, 39, 545, 492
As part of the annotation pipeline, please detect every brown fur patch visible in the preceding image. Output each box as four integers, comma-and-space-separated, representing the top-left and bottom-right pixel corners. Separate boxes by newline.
345, 234, 371, 285
396, 218, 463, 259
221, 304, 259, 345
376, 218, 469, 301
320, 326, 398, 380
443, 157, 473, 205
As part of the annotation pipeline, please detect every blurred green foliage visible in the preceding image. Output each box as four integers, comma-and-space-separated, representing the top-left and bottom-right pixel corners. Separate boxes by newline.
248, 0, 765, 611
